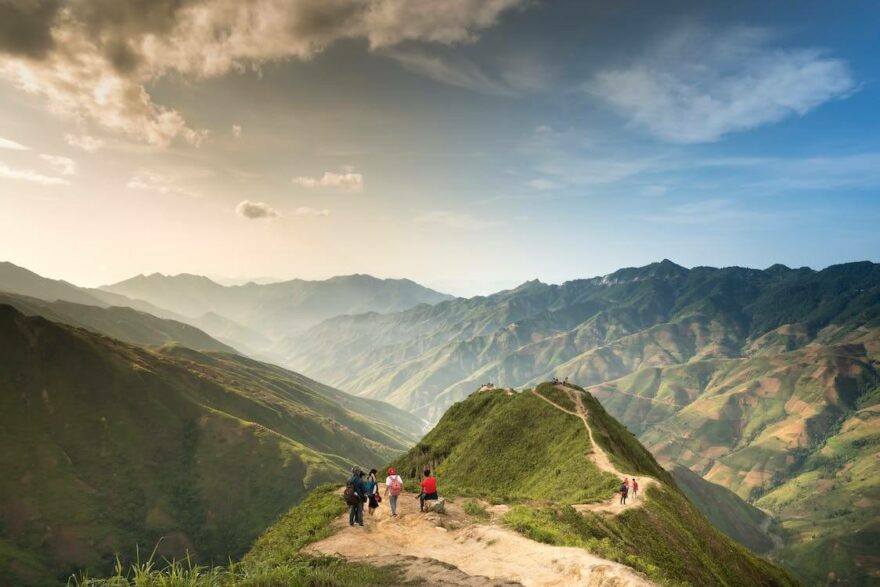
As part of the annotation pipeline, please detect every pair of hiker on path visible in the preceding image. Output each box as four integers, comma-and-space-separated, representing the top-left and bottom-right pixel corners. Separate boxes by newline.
345, 467, 438, 524
619, 477, 639, 505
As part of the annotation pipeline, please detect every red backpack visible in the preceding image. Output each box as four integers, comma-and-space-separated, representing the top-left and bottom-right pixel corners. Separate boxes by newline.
390, 476, 403, 496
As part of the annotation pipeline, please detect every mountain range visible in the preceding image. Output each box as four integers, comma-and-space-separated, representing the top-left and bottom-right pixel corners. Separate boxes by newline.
99, 272, 453, 351
277, 259, 880, 584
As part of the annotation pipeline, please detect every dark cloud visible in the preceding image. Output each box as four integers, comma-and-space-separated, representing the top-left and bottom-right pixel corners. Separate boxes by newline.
0, 0, 61, 58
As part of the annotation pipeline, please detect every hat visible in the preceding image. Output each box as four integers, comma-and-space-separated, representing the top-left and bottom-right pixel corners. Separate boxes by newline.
388, 468, 396, 475
351, 466, 362, 475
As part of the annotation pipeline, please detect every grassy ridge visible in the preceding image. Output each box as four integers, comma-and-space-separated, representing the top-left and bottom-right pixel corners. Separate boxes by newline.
391, 387, 619, 504
394, 382, 796, 586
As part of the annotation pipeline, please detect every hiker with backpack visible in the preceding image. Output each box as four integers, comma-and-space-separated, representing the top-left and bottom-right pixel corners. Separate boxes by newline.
419, 469, 438, 512
343, 466, 367, 526
385, 467, 403, 517
619, 479, 629, 505
365, 468, 380, 515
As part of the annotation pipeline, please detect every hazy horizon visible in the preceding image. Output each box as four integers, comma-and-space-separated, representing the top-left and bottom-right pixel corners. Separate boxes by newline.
2, 1, 879, 297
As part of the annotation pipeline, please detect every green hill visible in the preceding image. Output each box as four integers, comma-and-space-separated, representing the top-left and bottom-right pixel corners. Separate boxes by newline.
390, 382, 794, 586
0, 305, 417, 586
0, 292, 236, 353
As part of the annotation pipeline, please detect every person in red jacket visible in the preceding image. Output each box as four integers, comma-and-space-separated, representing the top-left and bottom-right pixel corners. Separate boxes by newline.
419, 469, 438, 512
631, 478, 639, 500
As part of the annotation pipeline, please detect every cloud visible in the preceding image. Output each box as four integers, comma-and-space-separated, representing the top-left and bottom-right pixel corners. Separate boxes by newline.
39, 154, 76, 175
232, 124, 242, 138
643, 199, 752, 225
65, 133, 103, 152
589, 25, 856, 143
293, 206, 330, 216
293, 171, 363, 191
414, 210, 501, 230
236, 199, 279, 219
126, 170, 199, 197
0, 0, 523, 146
0, 136, 30, 150
385, 48, 510, 95
0, 162, 68, 185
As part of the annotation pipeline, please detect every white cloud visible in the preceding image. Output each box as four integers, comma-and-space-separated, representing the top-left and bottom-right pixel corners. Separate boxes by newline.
0, 136, 29, 150
528, 178, 561, 191
39, 154, 76, 175
0, 0, 523, 146
293, 171, 364, 191
589, 26, 856, 143
126, 170, 199, 197
236, 200, 279, 219
232, 124, 242, 138
65, 133, 103, 152
293, 206, 330, 216
385, 48, 510, 95
414, 210, 501, 230
0, 162, 68, 185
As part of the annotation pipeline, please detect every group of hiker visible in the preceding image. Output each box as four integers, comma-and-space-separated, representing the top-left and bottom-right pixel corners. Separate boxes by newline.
551, 376, 570, 386
618, 477, 639, 505
344, 466, 438, 526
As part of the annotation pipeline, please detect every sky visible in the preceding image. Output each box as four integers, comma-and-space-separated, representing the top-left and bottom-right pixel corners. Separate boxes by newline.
1, 0, 878, 297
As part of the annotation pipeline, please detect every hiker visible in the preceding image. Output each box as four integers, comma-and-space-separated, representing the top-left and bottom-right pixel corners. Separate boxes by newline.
344, 466, 367, 526
619, 479, 629, 505
631, 478, 639, 500
385, 467, 403, 517
419, 469, 438, 512
365, 468, 380, 515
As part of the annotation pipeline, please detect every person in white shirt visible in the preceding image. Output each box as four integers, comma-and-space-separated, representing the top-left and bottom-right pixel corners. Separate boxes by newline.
384, 468, 404, 517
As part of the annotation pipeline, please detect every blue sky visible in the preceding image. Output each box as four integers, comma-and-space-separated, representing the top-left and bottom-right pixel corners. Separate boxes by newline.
0, 0, 878, 295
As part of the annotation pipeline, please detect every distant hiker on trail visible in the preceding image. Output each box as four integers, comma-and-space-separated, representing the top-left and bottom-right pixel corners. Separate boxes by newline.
419, 469, 438, 512
385, 468, 403, 517
563, 376, 569, 386
343, 466, 367, 526
365, 468, 380, 516
619, 479, 629, 505
631, 478, 639, 500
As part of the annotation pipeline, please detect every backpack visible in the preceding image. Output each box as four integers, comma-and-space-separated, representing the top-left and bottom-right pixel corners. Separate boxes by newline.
343, 479, 360, 506
390, 476, 403, 496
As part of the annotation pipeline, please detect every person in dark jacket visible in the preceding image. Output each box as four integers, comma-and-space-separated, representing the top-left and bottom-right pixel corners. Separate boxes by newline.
348, 467, 367, 526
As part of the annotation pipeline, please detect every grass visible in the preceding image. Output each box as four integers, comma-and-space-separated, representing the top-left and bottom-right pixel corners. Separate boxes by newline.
463, 500, 490, 521
71, 486, 402, 587
390, 387, 619, 504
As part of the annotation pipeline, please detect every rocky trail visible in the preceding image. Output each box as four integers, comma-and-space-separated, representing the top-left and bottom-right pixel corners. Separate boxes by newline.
307, 384, 663, 586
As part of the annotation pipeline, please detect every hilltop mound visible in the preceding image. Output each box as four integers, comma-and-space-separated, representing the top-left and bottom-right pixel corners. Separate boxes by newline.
314, 382, 793, 586
0, 305, 417, 586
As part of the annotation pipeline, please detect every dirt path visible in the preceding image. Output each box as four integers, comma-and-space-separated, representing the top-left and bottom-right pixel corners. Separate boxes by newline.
531, 385, 659, 514
307, 485, 654, 586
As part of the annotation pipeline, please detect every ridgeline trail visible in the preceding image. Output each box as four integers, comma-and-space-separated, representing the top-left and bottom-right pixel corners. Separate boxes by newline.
307, 384, 662, 586
306, 483, 654, 586
531, 384, 659, 515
